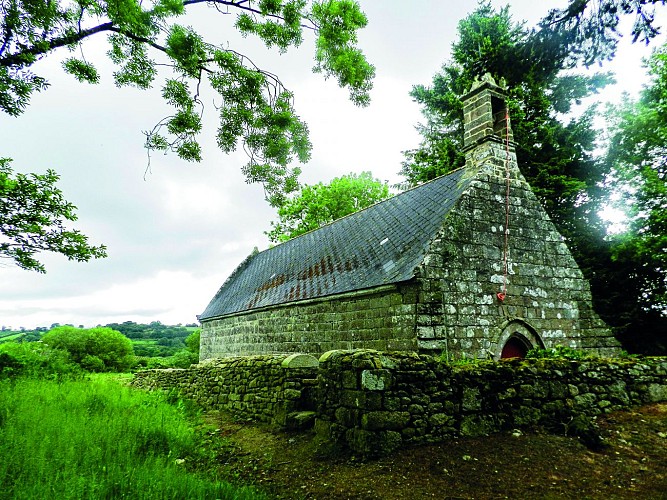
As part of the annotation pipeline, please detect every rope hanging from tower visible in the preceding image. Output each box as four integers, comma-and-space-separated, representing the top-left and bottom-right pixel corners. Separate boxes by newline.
497, 105, 511, 303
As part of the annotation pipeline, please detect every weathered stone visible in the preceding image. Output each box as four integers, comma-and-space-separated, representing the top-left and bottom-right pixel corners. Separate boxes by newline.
462, 387, 482, 411
342, 371, 358, 389
131, 350, 667, 460
361, 411, 411, 431
361, 369, 393, 391
281, 353, 319, 369
647, 384, 667, 402
284, 411, 316, 430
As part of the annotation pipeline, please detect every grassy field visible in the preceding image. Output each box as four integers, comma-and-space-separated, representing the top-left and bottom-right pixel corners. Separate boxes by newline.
0, 332, 24, 343
0, 375, 263, 500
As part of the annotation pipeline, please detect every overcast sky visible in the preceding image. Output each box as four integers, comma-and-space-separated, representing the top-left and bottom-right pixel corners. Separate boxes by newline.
1, 1, 663, 329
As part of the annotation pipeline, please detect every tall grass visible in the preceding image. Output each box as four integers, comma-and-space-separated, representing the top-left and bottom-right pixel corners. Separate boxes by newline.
0, 376, 263, 499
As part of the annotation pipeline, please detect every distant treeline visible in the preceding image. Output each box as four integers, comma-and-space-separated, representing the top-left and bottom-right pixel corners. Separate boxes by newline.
104, 321, 197, 339
0, 321, 200, 359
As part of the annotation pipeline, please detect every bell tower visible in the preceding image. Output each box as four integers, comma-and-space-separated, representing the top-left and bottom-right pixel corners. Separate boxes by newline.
461, 74, 521, 181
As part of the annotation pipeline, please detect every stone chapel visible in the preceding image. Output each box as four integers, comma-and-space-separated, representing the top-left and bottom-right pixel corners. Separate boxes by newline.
198, 77, 620, 361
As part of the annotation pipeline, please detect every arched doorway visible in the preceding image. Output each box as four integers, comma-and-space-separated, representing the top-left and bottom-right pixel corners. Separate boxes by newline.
500, 336, 531, 359
494, 320, 544, 360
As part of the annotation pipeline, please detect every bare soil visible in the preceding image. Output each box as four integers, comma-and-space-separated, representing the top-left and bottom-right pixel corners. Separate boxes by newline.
203, 403, 667, 499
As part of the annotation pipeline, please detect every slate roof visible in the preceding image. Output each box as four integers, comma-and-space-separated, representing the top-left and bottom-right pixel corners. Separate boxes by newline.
199, 168, 472, 321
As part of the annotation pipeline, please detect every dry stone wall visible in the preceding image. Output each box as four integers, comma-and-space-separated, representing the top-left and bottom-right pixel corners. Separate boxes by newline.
131, 353, 319, 429
316, 350, 667, 456
132, 349, 666, 458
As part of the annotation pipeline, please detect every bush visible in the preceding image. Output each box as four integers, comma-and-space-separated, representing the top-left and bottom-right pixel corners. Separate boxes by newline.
42, 326, 135, 372
185, 329, 200, 356
0, 342, 82, 379
135, 350, 198, 370
526, 345, 594, 360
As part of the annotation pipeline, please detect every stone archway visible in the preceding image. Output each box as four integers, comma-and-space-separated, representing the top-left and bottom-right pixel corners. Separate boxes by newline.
494, 320, 544, 360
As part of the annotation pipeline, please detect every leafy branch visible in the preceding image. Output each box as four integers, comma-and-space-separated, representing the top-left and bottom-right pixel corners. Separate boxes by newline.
1, 0, 375, 206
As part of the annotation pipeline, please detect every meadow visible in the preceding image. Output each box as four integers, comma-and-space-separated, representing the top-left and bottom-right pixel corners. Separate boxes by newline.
0, 374, 264, 499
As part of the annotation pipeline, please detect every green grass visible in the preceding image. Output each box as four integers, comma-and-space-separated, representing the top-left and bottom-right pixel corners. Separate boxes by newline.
0, 332, 24, 343
0, 376, 264, 499
131, 339, 158, 346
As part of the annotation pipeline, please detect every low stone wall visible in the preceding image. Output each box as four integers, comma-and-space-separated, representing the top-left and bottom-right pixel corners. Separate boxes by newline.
316, 350, 667, 456
131, 350, 667, 457
131, 353, 319, 428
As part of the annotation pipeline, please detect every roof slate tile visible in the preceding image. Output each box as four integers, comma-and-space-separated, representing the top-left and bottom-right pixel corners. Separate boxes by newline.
199, 168, 471, 320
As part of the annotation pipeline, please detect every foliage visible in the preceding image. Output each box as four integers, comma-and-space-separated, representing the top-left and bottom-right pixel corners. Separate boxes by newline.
185, 329, 200, 355
266, 171, 390, 242
0, 342, 82, 379
538, 0, 667, 67
401, 3, 612, 244
602, 44, 667, 352
136, 349, 198, 369
525, 345, 596, 360
437, 352, 480, 366
0, 0, 375, 206
105, 320, 194, 339
0, 376, 264, 499
42, 326, 135, 372
0, 158, 107, 272
100, 321, 197, 358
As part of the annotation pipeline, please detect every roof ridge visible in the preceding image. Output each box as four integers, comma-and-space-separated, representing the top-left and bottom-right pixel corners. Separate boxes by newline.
267, 165, 469, 251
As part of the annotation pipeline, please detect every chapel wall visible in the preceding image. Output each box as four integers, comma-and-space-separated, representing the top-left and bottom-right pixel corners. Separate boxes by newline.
199, 285, 419, 361
414, 143, 619, 360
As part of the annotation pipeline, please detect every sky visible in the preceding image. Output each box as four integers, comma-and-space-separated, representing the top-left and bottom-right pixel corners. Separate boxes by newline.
1, 1, 664, 329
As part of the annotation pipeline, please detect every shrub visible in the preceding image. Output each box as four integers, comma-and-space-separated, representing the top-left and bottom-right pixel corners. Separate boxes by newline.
0, 342, 82, 379
526, 345, 594, 360
136, 350, 198, 370
42, 326, 135, 372
185, 329, 200, 356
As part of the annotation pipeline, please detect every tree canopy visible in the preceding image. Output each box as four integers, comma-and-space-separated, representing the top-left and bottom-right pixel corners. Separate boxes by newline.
266, 171, 389, 242
42, 325, 135, 372
0, 158, 107, 272
539, 0, 667, 66
401, 2, 611, 240
0, 0, 375, 206
601, 45, 667, 351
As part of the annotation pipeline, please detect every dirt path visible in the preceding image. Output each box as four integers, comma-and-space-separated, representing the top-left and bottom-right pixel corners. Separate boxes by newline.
204, 403, 667, 499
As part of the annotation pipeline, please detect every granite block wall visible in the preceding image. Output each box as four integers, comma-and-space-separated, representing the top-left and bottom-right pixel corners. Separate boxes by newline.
413, 140, 619, 359
200, 286, 419, 360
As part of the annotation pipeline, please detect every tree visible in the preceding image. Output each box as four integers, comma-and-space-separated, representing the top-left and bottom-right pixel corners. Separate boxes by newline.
602, 44, 667, 352
539, 0, 667, 67
0, 158, 107, 272
0, 0, 375, 206
401, 3, 611, 243
42, 326, 135, 372
185, 329, 200, 355
266, 171, 390, 242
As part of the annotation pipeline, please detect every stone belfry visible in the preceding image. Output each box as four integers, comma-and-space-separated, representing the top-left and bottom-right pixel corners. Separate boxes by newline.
461, 74, 522, 182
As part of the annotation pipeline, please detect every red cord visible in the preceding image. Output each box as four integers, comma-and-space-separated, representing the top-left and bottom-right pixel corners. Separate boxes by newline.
498, 106, 511, 302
